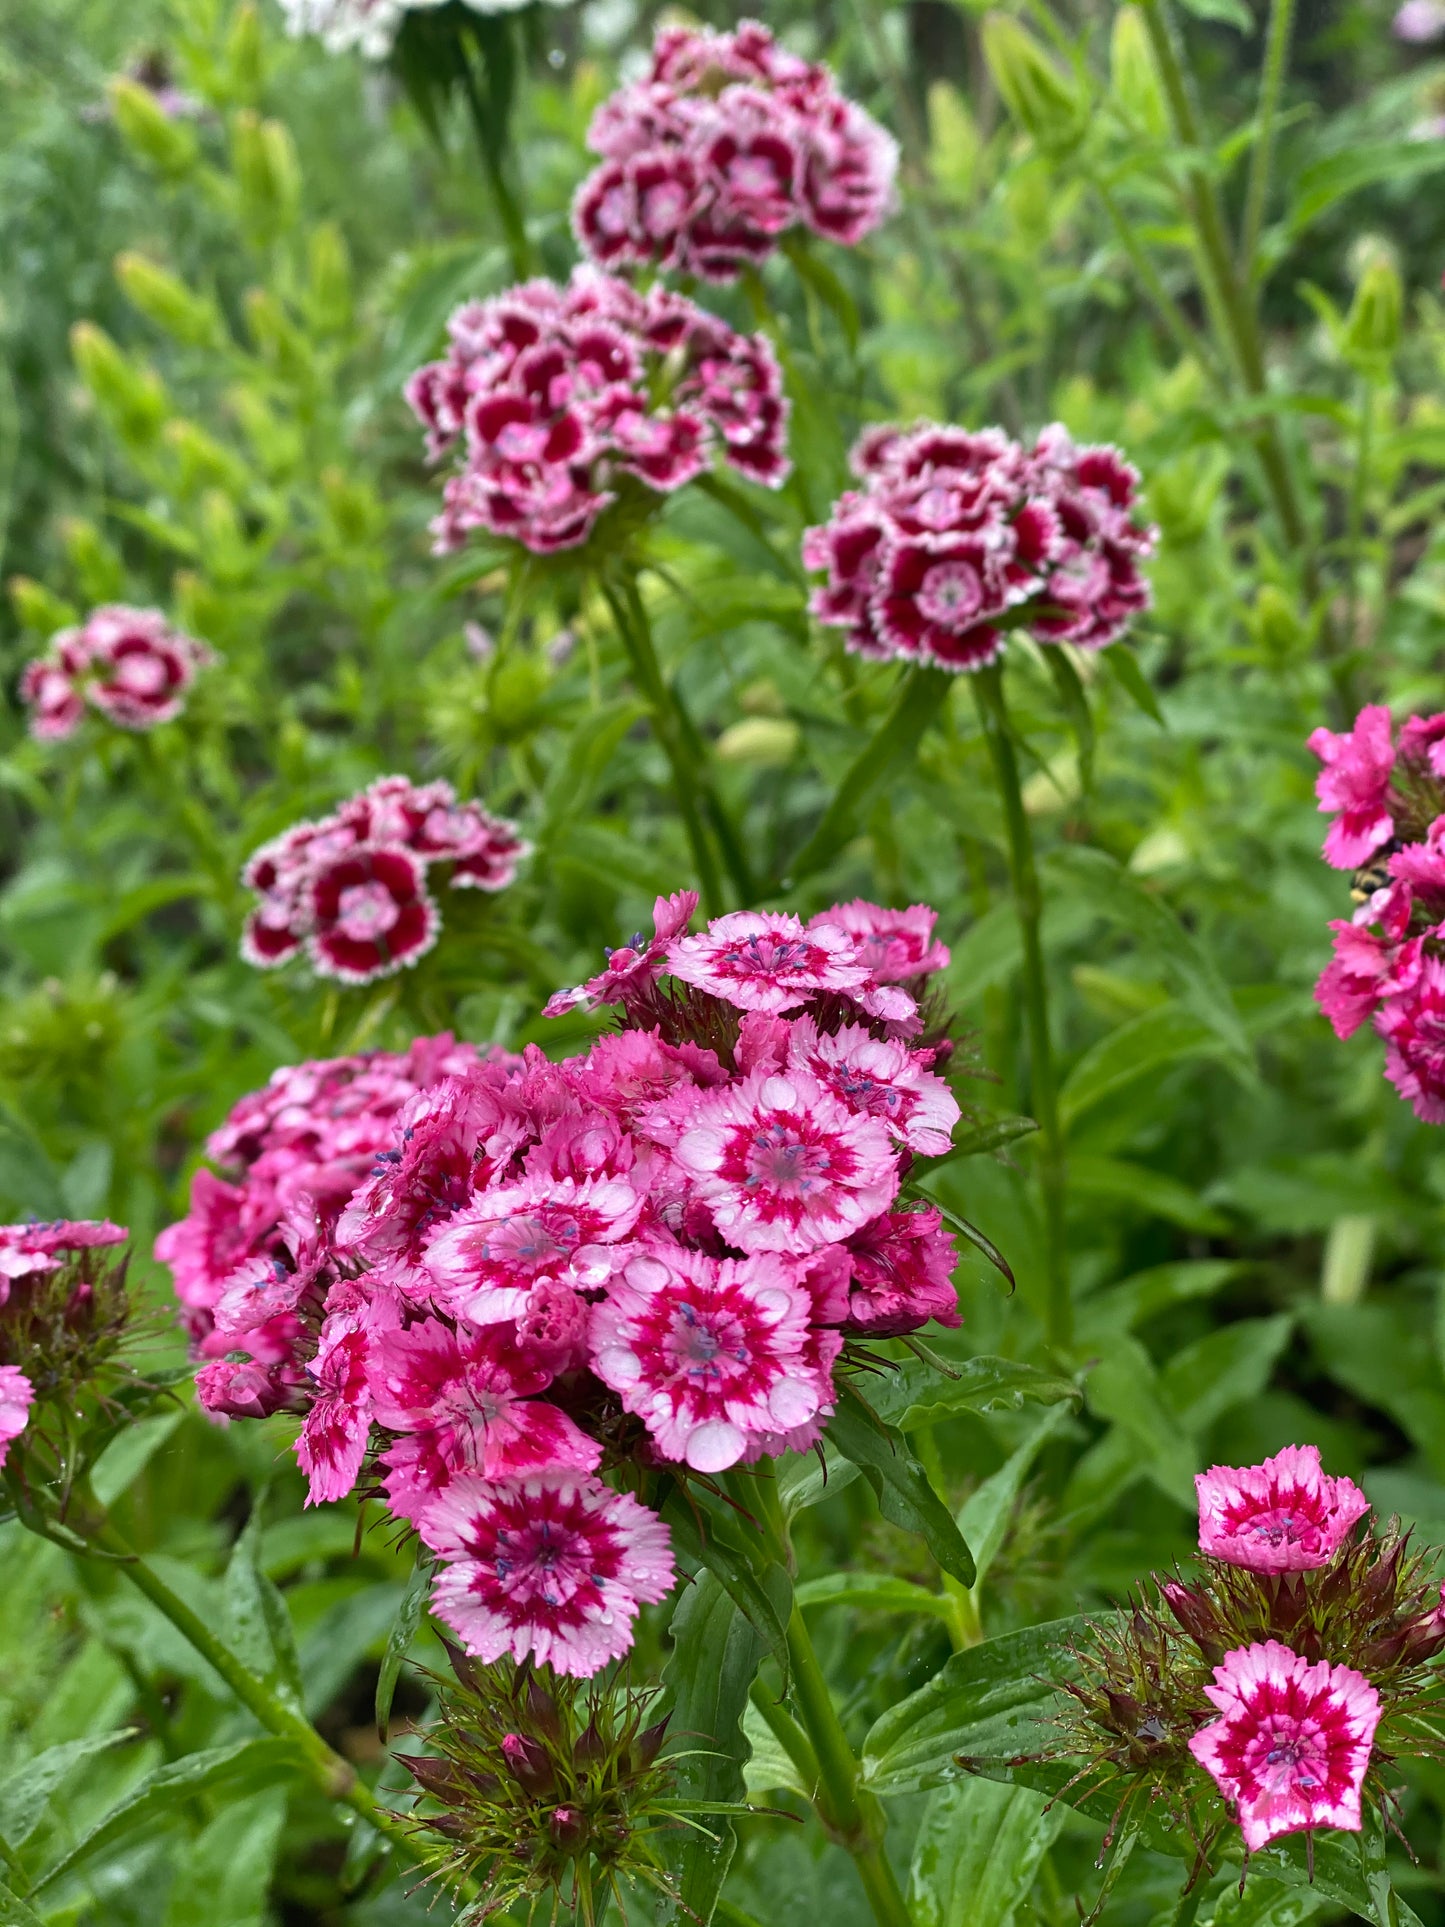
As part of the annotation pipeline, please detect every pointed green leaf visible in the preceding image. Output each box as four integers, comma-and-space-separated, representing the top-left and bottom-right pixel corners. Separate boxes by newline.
376, 1544, 435, 1742
1060, 1001, 1226, 1130
826, 1384, 975, 1585
908, 1778, 1065, 1927
868, 1354, 1079, 1431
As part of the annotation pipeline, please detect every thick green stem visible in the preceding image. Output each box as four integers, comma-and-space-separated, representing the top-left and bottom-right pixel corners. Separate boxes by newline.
972, 665, 1070, 1352
601, 575, 725, 917
1135, 0, 1312, 570
85, 1520, 427, 1870
1240, 0, 1296, 281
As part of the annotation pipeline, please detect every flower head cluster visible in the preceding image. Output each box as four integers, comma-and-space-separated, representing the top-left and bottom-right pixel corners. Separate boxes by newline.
1308, 704, 1445, 1120
572, 19, 897, 283
0, 1219, 131, 1481
239, 774, 529, 985
400, 1648, 683, 1923
158, 893, 966, 1674
279, 0, 563, 61
406, 268, 789, 557
805, 423, 1156, 671
1056, 1446, 1445, 1870
19, 606, 213, 741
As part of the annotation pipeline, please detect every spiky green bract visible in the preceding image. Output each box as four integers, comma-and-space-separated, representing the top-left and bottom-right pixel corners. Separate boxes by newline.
397, 1643, 685, 1925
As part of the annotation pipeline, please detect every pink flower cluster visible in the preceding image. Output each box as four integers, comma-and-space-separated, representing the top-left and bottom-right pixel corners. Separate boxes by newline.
158, 894, 965, 1675
805, 423, 1156, 671
239, 774, 529, 986
572, 19, 897, 284
0, 1219, 128, 1468
405, 268, 789, 557
19, 606, 213, 741
1187, 1447, 1380, 1850
1309, 704, 1445, 1120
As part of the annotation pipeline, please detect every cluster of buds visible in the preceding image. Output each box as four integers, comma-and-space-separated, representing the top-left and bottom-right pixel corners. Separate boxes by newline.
1052, 1447, 1445, 1876
1310, 704, 1445, 1121
804, 423, 1156, 672
239, 773, 529, 986
0, 1219, 142, 1512
405, 267, 789, 558
400, 1647, 680, 1925
158, 890, 969, 1676
19, 605, 214, 742
572, 18, 897, 283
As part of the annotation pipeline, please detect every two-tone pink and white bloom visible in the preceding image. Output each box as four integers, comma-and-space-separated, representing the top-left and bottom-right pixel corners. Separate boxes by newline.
543, 890, 698, 1017
671, 1068, 898, 1253
589, 1244, 843, 1471
19, 606, 213, 741
1196, 1445, 1371, 1572
423, 1173, 642, 1323
0, 1218, 126, 1288
786, 1017, 959, 1155
813, 900, 950, 982
0, 1366, 33, 1470
666, 910, 872, 1013
1188, 1641, 1380, 1851
420, 1471, 676, 1677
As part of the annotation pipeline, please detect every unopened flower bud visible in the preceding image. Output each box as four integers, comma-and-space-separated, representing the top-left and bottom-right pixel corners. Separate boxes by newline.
108, 76, 199, 175
1160, 1580, 1224, 1662
548, 1805, 587, 1852
71, 323, 169, 447
981, 14, 1087, 157
1109, 7, 1168, 139
1344, 258, 1403, 375
402, 1753, 473, 1805
501, 1731, 554, 1794
632, 1716, 670, 1772
115, 253, 223, 348
8, 578, 78, 639
307, 223, 352, 337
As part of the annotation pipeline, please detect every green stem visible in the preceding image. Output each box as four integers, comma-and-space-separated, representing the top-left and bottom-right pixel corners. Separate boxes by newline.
1240, 0, 1296, 282
1345, 378, 1375, 648
601, 574, 725, 917
972, 665, 1070, 1352
1088, 169, 1220, 378
456, 41, 533, 279
84, 1520, 428, 1872
1135, 0, 1311, 568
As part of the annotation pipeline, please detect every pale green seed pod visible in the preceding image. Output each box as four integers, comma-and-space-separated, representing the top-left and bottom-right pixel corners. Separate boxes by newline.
8, 577, 78, 638
115, 253, 223, 348
1344, 258, 1403, 375
1110, 7, 1168, 140
71, 322, 169, 446
307, 223, 353, 337
715, 717, 802, 767
108, 77, 198, 176
981, 14, 1087, 157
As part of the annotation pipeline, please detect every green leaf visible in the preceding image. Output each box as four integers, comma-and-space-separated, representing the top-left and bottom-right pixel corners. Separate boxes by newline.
1046, 846, 1251, 1063
959, 1403, 1073, 1591
1060, 1001, 1226, 1130
0, 1731, 135, 1851
1084, 1334, 1198, 1508
826, 1384, 976, 1586
1043, 646, 1094, 791
655, 1572, 771, 1924
1077, 1260, 1244, 1341
224, 1503, 304, 1707
861, 1618, 1086, 1796
785, 666, 952, 883
0, 1880, 44, 1927
89, 1411, 184, 1509
1161, 1315, 1293, 1437
660, 1489, 793, 1686
793, 1573, 955, 1619
1069, 1155, 1230, 1234
1288, 141, 1445, 236
1176, 0, 1253, 31
923, 1113, 1039, 1172
1206, 1880, 1330, 1926
1103, 646, 1166, 725
160, 1788, 288, 1927
33, 1739, 305, 1892
868, 1354, 1079, 1431
908, 1777, 1065, 1927
376, 1544, 434, 1742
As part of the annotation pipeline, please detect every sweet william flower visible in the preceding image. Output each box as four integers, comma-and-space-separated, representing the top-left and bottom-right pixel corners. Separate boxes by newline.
420, 1471, 676, 1677
543, 890, 698, 1018
785, 1016, 960, 1156
588, 1244, 843, 1472
1187, 1641, 1380, 1851
1308, 706, 1397, 871
423, 1173, 643, 1325
1196, 1445, 1371, 1572
665, 910, 872, 1014
669, 1067, 899, 1253
0, 1365, 33, 1470
0, 1219, 127, 1287
1378, 954, 1445, 1122
839, 1206, 961, 1336
306, 845, 440, 986
812, 900, 951, 982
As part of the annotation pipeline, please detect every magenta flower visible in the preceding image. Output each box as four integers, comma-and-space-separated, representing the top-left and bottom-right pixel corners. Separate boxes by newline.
1379, 954, 1445, 1122
420, 1472, 676, 1677
812, 900, 951, 982
407, 270, 789, 558
786, 1017, 960, 1156
1315, 919, 1422, 1041
839, 1206, 961, 1337
1188, 1641, 1380, 1851
806, 421, 1155, 671
195, 1355, 310, 1421
543, 890, 699, 1018
572, 20, 896, 283
1400, 711, 1445, 778
19, 606, 213, 740
1196, 1445, 1371, 1572
665, 909, 871, 1014
296, 1312, 385, 1504
373, 1320, 601, 1520
0, 1366, 33, 1470
588, 1244, 843, 1471
423, 1174, 643, 1325
305, 846, 440, 986
1307, 706, 1397, 871
671, 1068, 898, 1253
0, 1218, 126, 1286
1394, 0, 1445, 40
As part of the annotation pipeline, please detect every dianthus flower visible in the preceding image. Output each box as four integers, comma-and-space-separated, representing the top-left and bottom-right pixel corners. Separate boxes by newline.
239, 773, 528, 985
420, 1471, 677, 1677
572, 19, 897, 283
589, 1245, 842, 1471
405, 268, 789, 558
804, 422, 1155, 670
0, 1218, 127, 1287
158, 894, 972, 1674
18, 606, 213, 741
1188, 1643, 1380, 1851
1308, 704, 1445, 1120
1196, 1445, 1371, 1573
0, 1366, 33, 1470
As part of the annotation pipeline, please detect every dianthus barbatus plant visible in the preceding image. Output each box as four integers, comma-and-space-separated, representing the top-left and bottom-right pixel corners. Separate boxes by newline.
19, 604, 214, 741
1037, 1446, 1445, 1911
157, 891, 980, 1677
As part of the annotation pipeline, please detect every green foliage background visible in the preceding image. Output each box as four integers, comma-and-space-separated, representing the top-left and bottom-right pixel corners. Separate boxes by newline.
5, 0, 1445, 1920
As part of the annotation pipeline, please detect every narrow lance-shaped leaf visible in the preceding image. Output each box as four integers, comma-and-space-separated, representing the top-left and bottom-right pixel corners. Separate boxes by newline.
826, 1382, 975, 1586
376, 1544, 435, 1742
